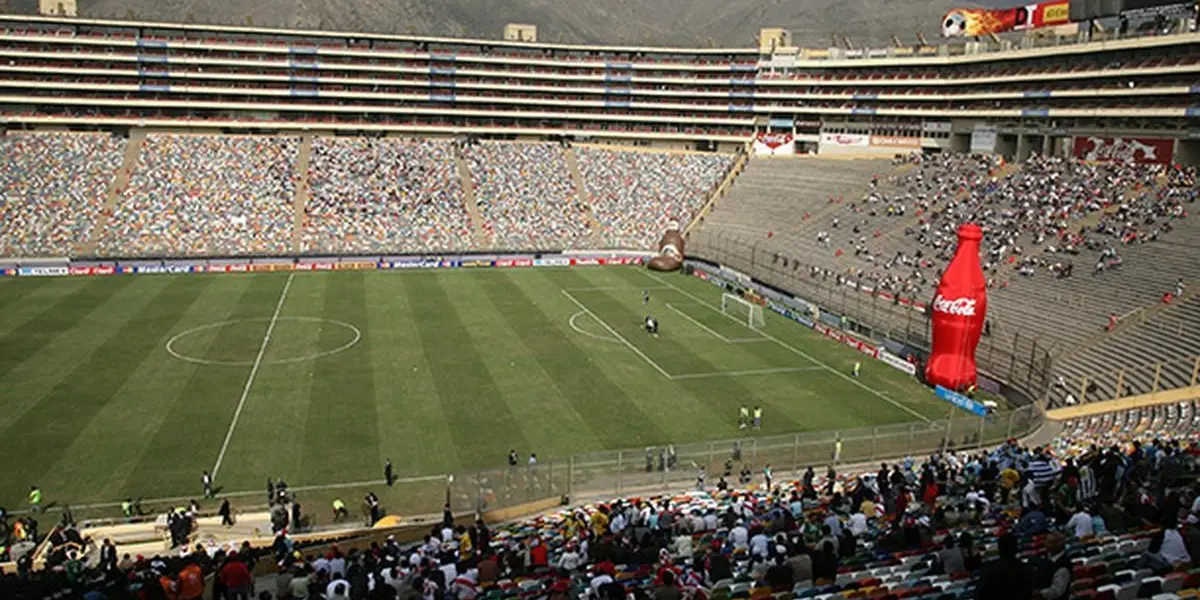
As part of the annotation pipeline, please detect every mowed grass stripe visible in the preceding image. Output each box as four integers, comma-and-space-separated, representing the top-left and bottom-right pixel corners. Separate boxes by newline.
441, 272, 603, 458
366, 273, 461, 477
300, 273, 382, 484
0, 276, 216, 505
545, 268, 734, 441
208, 273, 328, 489
475, 270, 649, 450
54, 276, 259, 502
0, 277, 134, 383
0, 277, 53, 314
0, 277, 179, 434
408, 272, 528, 467
123, 275, 286, 498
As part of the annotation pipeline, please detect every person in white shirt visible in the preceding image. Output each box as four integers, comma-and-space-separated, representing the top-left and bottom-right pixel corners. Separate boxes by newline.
439, 558, 458, 585
610, 512, 627, 534
326, 577, 351, 600
849, 511, 868, 536
729, 521, 749, 550
1161, 519, 1192, 565
822, 514, 842, 537
589, 573, 613, 594
558, 545, 582, 571
750, 531, 770, 558
329, 555, 347, 578
703, 510, 718, 531
1066, 507, 1094, 539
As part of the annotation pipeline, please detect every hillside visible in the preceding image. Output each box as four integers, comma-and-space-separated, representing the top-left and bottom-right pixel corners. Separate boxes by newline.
10, 0, 1012, 49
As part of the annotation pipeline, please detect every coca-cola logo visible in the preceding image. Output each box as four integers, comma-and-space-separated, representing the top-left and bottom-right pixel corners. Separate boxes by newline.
933, 294, 977, 317
1075, 137, 1173, 164
756, 133, 793, 149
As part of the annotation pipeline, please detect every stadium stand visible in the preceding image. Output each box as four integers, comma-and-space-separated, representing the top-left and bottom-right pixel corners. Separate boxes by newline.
575, 147, 736, 249
463, 141, 592, 251
98, 134, 299, 257
0, 132, 124, 258
10, 417, 1200, 600
302, 137, 473, 255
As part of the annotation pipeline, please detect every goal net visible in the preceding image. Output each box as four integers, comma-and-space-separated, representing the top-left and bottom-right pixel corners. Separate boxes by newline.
721, 294, 765, 329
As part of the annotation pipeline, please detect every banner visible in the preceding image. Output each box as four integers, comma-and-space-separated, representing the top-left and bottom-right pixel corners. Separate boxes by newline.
69, 266, 115, 276
753, 132, 795, 156
534, 257, 571, 267
495, 258, 533, 268
970, 125, 997, 153
934, 385, 989, 417
870, 135, 921, 149
942, 0, 1070, 37
878, 349, 918, 376
1072, 136, 1174, 165
819, 133, 870, 148
18, 266, 68, 276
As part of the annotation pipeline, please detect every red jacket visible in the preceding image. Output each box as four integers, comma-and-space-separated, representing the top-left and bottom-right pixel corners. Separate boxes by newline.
529, 543, 548, 566
221, 560, 253, 589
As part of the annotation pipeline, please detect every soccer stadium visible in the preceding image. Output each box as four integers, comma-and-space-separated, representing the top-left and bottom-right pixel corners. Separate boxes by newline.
0, 0, 1199, 597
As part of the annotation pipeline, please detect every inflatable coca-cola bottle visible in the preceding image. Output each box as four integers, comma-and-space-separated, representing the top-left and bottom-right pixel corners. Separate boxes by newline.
925, 223, 988, 391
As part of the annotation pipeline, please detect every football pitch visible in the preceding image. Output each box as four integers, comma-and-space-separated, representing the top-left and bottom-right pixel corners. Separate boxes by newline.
0, 266, 951, 513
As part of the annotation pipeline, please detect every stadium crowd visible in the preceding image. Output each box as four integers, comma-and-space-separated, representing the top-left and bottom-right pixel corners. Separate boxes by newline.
0, 132, 123, 257
464, 141, 592, 250
12, 408, 1200, 600
576, 148, 734, 249
814, 152, 1192, 299
99, 135, 299, 257
302, 138, 473, 254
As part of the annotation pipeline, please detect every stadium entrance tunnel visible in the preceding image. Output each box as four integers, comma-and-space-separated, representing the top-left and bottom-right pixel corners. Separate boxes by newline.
165, 316, 361, 366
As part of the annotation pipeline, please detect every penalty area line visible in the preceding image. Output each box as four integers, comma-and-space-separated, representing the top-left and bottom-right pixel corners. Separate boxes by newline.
212, 272, 295, 478
560, 289, 673, 380
642, 271, 933, 423
670, 366, 824, 380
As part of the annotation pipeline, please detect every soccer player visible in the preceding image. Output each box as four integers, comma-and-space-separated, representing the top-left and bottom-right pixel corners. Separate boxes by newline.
644, 315, 658, 336
643, 289, 650, 305
852, 361, 861, 377
202, 470, 213, 499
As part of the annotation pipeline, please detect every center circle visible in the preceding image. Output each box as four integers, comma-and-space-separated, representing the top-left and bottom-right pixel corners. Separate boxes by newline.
165, 316, 362, 366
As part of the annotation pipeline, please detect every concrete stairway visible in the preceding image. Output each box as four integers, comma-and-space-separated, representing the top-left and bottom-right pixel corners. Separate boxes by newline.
82, 129, 144, 255
291, 134, 315, 254
454, 149, 489, 249
565, 147, 604, 247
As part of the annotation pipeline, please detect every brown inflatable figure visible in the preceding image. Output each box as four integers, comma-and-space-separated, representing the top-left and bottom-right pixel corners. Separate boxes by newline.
647, 225, 685, 272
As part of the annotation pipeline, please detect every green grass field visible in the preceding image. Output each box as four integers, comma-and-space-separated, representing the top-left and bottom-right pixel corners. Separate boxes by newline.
0, 266, 952, 515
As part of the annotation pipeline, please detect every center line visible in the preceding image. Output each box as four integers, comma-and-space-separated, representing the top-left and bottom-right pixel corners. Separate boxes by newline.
212, 272, 295, 478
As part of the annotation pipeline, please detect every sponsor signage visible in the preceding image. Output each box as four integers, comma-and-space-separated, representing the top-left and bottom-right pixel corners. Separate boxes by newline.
766, 300, 815, 328
878, 349, 918, 376
496, 258, 534, 268
534, 257, 571, 267
819, 133, 870, 148
69, 266, 115, 276
870, 135, 921, 149
934, 385, 989, 417
18, 266, 68, 276
753, 132, 795, 156
970, 125, 997, 153
1072, 136, 1174, 165
294, 262, 336, 271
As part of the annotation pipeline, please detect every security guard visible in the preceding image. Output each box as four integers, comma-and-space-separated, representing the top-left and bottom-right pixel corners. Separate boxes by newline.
332, 497, 349, 522
853, 361, 861, 377
753, 406, 763, 429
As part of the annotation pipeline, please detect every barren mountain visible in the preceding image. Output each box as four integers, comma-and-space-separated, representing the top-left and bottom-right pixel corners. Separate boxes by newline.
14, 0, 1012, 49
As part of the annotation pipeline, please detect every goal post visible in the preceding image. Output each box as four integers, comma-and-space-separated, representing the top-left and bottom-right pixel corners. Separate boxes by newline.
721, 293, 765, 329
